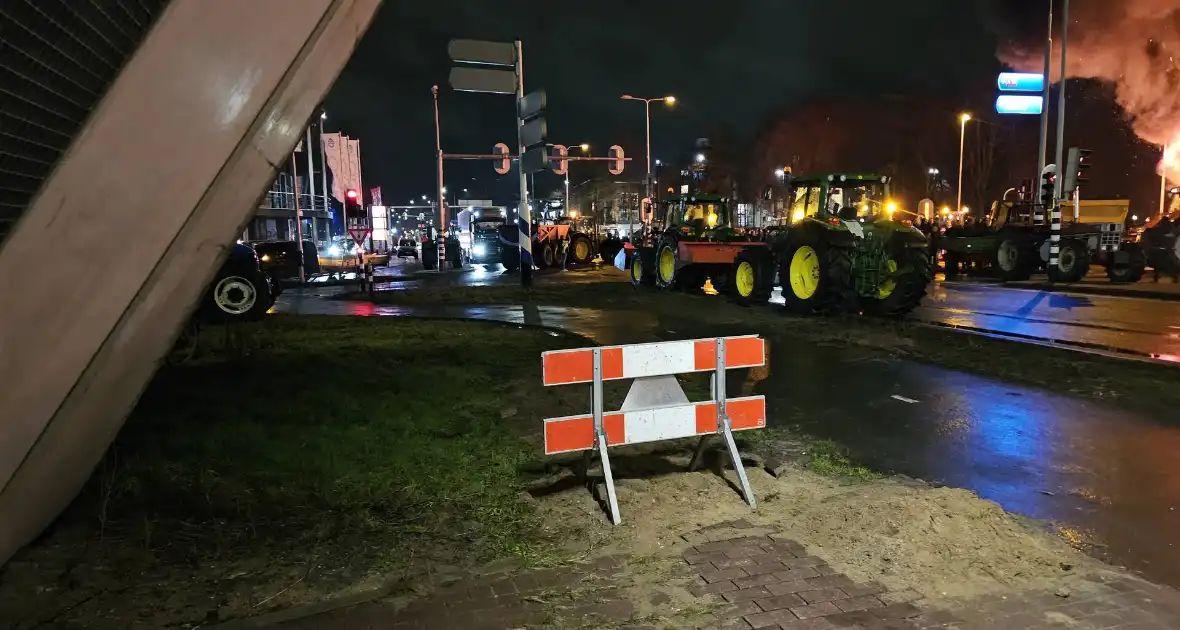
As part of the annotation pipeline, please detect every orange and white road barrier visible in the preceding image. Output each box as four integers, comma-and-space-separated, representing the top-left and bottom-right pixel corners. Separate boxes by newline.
541, 335, 766, 525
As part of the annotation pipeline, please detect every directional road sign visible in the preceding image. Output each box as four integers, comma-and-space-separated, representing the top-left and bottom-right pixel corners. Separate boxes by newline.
995, 94, 1044, 115
520, 117, 547, 148
997, 72, 1045, 93
521, 146, 548, 174
449, 66, 515, 94
448, 39, 515, 67
519, 90, 546, 119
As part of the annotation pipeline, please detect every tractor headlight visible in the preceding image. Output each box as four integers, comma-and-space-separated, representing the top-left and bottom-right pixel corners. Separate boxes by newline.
791, 209, 805, 223
260, 254, 271, 262
327, 245, 341, 257
473, 244, 486, 257
707, 212, 718, 227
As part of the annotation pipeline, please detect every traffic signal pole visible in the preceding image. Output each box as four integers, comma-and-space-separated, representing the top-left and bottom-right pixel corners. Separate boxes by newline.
514, 41, 534, 287
1049, 0, 1070, 269
432, 85, 447, 272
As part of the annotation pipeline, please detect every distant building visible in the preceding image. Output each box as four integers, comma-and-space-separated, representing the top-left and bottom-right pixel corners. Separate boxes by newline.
243, 172, 333, 245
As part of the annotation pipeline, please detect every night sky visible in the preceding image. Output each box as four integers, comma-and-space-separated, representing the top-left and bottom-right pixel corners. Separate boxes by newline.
321, 0, 1114, 206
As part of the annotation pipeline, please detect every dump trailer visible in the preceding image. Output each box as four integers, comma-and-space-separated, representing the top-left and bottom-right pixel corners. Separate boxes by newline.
939, 198, 1146, 283
631, 173, 932, 317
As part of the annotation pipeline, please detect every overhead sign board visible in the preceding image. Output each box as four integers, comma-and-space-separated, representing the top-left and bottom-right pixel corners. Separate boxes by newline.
449, 67, 516, 94
997, 72, 1045, 93
996, 94, 1044, 115
448, 39, 515, 67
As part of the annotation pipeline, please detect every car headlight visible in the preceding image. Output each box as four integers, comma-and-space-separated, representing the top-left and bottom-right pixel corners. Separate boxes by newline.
260, 254, 271, 262
473, 244, 486, 256
327, 245, 341, 256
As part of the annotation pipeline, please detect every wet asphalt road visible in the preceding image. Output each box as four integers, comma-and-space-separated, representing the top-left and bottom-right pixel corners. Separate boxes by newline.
275, 290, 1180, 588
377, 258, 1180, 360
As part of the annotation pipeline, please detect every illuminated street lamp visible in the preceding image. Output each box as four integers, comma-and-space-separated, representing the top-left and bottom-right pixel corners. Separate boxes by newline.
621, 94, 676, 234
558, 142, 591, 217
956, 113, 972, 220
695, 153, 706, 163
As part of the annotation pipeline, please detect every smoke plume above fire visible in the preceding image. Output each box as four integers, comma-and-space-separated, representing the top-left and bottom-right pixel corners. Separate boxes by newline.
999, 0, 1180, 181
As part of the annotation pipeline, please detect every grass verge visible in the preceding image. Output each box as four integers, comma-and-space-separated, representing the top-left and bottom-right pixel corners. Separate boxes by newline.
0, 316, 585, 629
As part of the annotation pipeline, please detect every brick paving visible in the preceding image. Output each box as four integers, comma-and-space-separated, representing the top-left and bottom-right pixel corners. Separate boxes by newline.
248, 519, 1180, 630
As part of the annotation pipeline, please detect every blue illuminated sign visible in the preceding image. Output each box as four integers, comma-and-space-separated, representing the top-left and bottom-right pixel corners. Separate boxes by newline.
995, 94, 1044, 115
997, 72, 1045, 93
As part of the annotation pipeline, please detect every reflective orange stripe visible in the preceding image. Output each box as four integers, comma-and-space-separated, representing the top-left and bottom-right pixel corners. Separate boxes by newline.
542, 336, 764, 386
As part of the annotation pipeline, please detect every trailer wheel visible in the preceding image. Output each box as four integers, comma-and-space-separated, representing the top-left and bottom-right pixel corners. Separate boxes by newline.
1047, 238, 1090, 283
730, 250, 772, 306
993, 230, 1034, 281
630, 248, 656, 287
1106, 243, 1145, 283
537, 242, 555, 268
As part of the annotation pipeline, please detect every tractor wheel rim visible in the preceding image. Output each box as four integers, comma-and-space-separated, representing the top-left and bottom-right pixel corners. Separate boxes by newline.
1060, 247, 1075, 271
658, 247, 676, 282
632, 258, 642, 281
998, 242, 1018, 270
789, 246, 820, 300
878, 259, 899, 299
214, 276, 257, 314
735, 261, 755, 297
575, 241, 590, 260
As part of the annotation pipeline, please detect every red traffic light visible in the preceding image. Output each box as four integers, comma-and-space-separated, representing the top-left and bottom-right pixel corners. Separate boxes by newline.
346, 189, 358, 200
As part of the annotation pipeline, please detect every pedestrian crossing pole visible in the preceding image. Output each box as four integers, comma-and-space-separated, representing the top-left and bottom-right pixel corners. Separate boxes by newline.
1050, 0, 1070, 270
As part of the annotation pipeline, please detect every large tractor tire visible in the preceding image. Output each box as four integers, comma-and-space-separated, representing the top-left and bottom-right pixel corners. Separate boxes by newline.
779, 235, 851, 315
630, 247, 656, 287
1047, 238, 1090, 282
993, 230, 1034, 281
729, 249, 773, 306
654, 237, 681, 290
862, 247, 932, 318
1106, 243, 1146, 283
570, 233, 594, 265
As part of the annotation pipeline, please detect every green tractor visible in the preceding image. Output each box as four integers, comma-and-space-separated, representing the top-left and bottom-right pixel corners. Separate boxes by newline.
772, 173, 931, 316
630, 173, 932, 317
629, 194, 760, 295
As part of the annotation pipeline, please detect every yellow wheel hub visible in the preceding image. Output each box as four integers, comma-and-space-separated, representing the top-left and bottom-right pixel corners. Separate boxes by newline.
878, 259, 899, 299
788, 246, 821, 299
632, 257, 643, 282
735, 261, 756, 297
575, 240, 590, 260
658, 246, 676, 283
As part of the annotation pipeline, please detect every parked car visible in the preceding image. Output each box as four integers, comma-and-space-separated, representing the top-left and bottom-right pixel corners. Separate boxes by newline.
198, 243, 279, 322
250, 240, 320, 279
396, 238, 418, 259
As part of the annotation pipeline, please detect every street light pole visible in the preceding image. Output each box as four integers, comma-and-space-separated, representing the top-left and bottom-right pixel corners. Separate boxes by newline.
621, 94, 675, 238
1036, 0, 1053, 222
318, 111, 329, 234
956, 113, 971, 215
432, 85, 445, 271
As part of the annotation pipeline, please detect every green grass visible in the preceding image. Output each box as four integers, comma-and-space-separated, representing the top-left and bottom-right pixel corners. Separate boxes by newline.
64, 317, 586, 589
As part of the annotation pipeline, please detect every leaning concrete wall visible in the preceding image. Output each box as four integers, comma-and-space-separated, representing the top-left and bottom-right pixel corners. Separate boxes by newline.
0, 0, 382, 567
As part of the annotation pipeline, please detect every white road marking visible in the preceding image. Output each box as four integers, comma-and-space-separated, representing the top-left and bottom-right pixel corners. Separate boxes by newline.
891, 395, 919, 404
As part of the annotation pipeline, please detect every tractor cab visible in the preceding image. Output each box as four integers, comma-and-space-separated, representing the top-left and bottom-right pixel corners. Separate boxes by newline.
659, 194, 742, 241
785, 173, 902, 225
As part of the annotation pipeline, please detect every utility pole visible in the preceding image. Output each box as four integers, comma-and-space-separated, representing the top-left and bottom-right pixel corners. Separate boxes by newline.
514, 40, 533, 287
1035, 0, 1053, 224
291, 150, 305, 283
318, 112, 329, 234
305, 125, 315, 240
1050, 0, 1070, 269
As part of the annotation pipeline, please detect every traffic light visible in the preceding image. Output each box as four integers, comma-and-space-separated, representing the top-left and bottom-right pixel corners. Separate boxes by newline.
492, 142, 510, 175
608, 144, 625, 176
344, 189, 361, 223
1039, 164, 1057, 209
1063, 147, 1091, 195
550, 144, 569, 176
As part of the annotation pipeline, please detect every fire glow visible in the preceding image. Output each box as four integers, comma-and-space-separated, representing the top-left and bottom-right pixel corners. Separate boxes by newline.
999, 1, 1180, 181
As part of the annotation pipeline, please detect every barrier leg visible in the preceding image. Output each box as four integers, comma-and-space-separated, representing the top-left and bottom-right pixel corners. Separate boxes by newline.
716, 339, 756, 510
593, 348, 621, 525
688, 435, 709, 471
